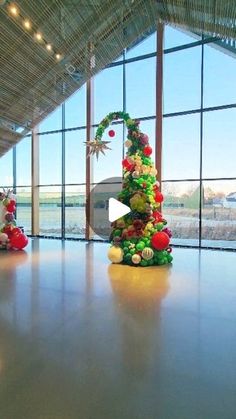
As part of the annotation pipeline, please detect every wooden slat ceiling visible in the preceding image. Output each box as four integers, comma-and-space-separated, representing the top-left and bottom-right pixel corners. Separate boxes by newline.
0, 0, 235, 156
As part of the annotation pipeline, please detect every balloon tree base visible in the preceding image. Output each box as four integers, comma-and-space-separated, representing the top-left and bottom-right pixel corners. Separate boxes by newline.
108, 243, 173, 267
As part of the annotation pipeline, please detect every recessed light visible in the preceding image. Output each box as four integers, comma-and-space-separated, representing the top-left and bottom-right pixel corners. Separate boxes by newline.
23, 19, 31, 30
9, 3, 18, 16
35, 32, 42, 41
46, 43, 52, 51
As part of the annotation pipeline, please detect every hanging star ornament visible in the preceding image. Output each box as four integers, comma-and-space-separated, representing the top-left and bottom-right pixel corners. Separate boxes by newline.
85, 139, 111, 159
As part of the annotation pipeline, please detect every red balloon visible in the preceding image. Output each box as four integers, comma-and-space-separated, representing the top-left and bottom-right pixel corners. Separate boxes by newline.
3, 224, 14, 237
10, 233, 28, 250
143, 145, 152, 156
6, 202, 16, 213
108, 129, 115, 137
151, 231, 170, 250
155, 191, 164, 203
12, 227, 23, 235
122, 158, 134, 171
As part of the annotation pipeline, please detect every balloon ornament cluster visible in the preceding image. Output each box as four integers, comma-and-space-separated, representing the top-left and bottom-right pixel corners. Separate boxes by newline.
86, 111, 173, 267
0, 189, 28, 250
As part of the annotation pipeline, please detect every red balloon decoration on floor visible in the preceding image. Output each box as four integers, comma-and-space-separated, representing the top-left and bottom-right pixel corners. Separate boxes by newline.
151, 231, 170, 250
0, 189, 29, 251
10, 230, 28, 250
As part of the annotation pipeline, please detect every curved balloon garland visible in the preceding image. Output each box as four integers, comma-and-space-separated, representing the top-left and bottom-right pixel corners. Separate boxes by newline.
86, 111, 173, 267
0, 189, 28, 250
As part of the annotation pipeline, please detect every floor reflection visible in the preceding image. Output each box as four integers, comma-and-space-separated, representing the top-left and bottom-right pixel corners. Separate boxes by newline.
108, 264, 171, 378
108, 264, 171, 309
0, 250, 28, 273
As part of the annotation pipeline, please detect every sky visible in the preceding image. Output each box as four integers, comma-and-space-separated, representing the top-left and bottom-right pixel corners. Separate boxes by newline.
0, 26, 236, 196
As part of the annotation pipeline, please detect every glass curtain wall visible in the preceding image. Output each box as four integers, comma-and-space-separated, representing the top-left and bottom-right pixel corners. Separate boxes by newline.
0, 26, 235, 248
163, 26, 236, 249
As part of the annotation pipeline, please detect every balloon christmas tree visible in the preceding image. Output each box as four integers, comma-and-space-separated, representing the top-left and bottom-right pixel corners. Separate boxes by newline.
0, 189, 28, 250
86, 111, 173, 267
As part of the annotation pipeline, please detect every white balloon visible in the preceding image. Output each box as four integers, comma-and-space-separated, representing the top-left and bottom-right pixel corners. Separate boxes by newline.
0, 233, 8, 243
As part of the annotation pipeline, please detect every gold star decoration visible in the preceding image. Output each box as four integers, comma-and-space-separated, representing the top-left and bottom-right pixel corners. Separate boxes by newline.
84, 139, 111, 160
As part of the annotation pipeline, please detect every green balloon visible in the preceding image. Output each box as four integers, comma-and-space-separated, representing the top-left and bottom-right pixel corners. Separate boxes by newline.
123, 240, 130, 247
113, 229, 121, 237
140, 259, 148, 267
156, 223, 163, 231
155, 250, 163, 259
130, 248, 136, 255
124, 253, 132, 262
136, 242, 145, 251
123, 247, 129, 254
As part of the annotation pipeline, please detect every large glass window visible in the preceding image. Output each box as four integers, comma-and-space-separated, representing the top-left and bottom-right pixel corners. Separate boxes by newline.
162, 181, 200, 246
163, 27, 235, 249
39, 133, 62, 185
65, 185, 86, 238
163, 114, 200, 180
16, 187, 32, 234
126, 31, 156, 59
164, 26, 199, 49
202, 180, 236, 249
16, 136, 31, 186
38, 106, 62, 133
39, 186, 61, 237
65, 129, 86, 184
94, 66, 123, 124
0, 149, 13, 187
203, 43, 236, 108
126, 57, 156, 118
202, 109, 236, 179
164, 46, 201, 113
65, 85, 86, 129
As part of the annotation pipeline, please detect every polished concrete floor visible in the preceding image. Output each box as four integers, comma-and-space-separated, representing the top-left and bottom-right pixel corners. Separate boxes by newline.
0, 239, 236, 419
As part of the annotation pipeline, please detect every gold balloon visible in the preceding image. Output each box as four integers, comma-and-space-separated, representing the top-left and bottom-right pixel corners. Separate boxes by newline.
107, 246, 124, 263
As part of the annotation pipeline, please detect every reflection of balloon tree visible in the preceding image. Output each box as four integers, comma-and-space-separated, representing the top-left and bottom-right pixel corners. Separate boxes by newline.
0, 251, 28, 299
0, 189, 28, 250
108, 264, 170, 377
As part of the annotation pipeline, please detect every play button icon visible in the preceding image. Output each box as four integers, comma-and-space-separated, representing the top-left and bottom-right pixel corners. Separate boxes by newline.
88, 176, 124, 240
108, 198, 131, 222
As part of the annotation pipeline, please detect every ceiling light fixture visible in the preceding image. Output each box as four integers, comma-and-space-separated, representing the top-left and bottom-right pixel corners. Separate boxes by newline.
6, 3, 62, 62
23, 19, 31, 30
35, 32, 42, 41
9, 3, 18, 16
